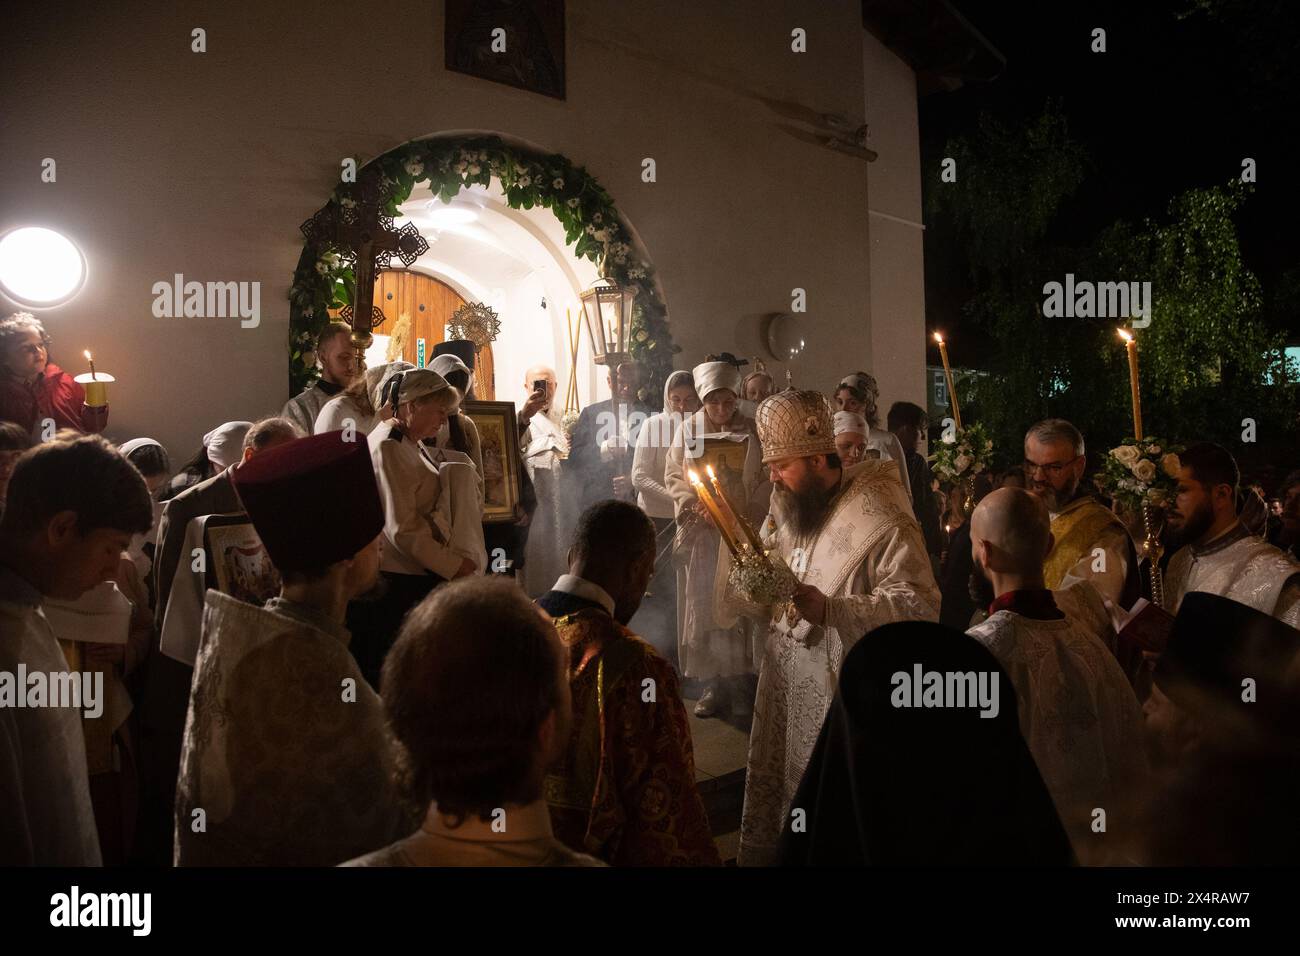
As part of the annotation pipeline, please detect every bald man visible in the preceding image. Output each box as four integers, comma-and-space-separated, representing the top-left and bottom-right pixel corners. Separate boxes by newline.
966, 488, 1146, 865
518, 366, 569, 596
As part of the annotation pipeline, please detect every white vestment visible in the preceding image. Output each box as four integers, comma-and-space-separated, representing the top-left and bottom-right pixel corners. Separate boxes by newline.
521, 408, 569, 597
1165, 523, 1300, 628
280, 382, 337, 436
866, 427, 911, 502
733, 460, 941, 865
175, 592, 410, 865
0, 567, 102, 865
967, 608, 1147, 864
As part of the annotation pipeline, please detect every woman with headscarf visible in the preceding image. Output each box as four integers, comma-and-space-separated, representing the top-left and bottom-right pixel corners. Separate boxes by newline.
350, 369, 486, 687
161, 421, 251, 501
834, 372, 910, 498
631, 370, 700, 662
315, 360, 414, 437
0, 311, 109, 437
779, 620, 1073, 865
664, 359, 763, 717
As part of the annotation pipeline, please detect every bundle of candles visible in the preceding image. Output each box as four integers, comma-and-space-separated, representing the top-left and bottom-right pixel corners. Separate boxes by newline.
688, 465, 798, 605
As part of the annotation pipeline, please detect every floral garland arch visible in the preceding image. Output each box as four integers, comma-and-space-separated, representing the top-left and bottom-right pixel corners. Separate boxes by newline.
288, 135, 677, 397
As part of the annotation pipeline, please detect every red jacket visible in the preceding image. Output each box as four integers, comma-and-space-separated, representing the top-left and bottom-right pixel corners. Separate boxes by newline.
0, 363, 109, 436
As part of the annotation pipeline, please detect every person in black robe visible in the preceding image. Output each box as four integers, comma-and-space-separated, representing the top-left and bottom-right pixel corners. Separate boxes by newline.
778, 620, 1074, 866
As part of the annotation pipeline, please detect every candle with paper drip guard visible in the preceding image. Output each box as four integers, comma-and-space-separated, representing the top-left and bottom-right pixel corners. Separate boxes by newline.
689, 468, 740, 556
74, 350, 115, 408
932, 332, 962, 431
1117, 328, 1143, 440
707, 464, 763, 552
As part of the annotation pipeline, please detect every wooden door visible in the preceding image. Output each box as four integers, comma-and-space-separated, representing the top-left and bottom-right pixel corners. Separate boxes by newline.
335, 271, 496, 400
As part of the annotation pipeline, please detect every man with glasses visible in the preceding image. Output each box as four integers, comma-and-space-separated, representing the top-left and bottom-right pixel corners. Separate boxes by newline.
1023, 419, 1139, 609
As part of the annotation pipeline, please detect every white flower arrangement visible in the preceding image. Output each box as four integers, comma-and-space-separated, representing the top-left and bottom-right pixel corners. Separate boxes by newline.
404, 159, 424, 177
1096, 436, 1182, 509
929, 421, 994, 482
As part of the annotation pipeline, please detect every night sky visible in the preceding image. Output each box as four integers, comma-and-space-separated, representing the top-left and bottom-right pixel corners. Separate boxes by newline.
918, 0, 1300, 365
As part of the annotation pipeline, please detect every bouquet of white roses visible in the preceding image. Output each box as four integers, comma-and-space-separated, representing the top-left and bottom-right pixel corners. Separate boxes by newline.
1096, 437, 1182, 510
930, 421, 994, 483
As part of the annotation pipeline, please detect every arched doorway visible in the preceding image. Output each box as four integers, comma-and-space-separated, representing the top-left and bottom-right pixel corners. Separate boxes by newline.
288, 133, 676, 406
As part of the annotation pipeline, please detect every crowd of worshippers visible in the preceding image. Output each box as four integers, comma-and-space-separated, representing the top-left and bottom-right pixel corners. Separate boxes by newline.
2, 310, 1300, 867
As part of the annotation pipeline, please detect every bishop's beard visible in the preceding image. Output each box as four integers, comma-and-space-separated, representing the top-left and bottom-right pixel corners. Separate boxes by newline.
774, 480, 838, 538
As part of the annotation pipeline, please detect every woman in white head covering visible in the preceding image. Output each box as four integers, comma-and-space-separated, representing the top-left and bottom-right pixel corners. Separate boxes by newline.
663, 360, 764, 717
350, 368, 487, 687
315, 361, 414, 437
834, 373, 911, 501
162, 422, 252, 501
428, 353, 484, 483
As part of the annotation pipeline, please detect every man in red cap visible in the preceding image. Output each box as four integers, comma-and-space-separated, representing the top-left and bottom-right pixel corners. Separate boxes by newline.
174, 430, 412, 866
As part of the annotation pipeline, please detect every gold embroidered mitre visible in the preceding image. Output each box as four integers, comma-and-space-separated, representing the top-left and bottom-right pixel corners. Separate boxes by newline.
755, 389, 836, 463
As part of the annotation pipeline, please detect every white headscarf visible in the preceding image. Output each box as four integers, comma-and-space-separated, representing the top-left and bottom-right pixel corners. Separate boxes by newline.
661, 369, 696, 413
203, 422, 252, 470
430, 354, 473, 394
691, 361, 742, 401
833, 411, 869, 437
119, 437, 164, 459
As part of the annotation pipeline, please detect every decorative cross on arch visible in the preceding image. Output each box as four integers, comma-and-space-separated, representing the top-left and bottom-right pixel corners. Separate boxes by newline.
299, 172, 431, 367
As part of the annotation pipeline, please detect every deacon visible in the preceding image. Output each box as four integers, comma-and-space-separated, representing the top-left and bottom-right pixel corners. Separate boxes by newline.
664, 358, 763, 719
733, 390, 940, 865
518, 365, 569, 596
175, 431, 411, 866
966, 488, 1147, 864
1164, 442, 1300, 627
1024, 419, 1139, 608
280, 322, 358, 435
537, 501, 720, 866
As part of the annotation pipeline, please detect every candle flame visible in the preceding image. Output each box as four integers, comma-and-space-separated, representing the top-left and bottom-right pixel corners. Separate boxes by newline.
1117, 328, 1134, 342
932, 332, 944, 344
706, 464, 716, 479
688, 468, 700, 484
83, 349, 92, 361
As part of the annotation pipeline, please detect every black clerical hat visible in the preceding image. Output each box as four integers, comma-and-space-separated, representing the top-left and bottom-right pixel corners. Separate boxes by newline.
1155, 591, 1300, 732
434, 339, 476, 370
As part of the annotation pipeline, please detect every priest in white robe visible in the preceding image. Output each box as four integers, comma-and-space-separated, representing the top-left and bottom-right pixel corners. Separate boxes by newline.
518, 365, 569, 597
966, 487, 1147, 865
175, 431, 412, 866
727, 390, 940, 865
280, 322, 358, 436
1164, 442, 1300, 627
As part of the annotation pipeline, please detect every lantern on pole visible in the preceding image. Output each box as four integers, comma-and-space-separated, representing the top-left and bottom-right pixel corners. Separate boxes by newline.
579, 276, 637, 366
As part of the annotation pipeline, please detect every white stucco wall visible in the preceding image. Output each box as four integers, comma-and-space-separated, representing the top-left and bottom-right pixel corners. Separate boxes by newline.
862, 28, 929, 429
1, 0, 889, 460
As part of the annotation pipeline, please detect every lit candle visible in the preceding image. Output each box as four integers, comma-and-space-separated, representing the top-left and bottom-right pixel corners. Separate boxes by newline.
689, 468, 739, 556
933, 332, 962, 431
74, 350, 115, 408
1117, 328, 1143, 440
708, 464, 763, 552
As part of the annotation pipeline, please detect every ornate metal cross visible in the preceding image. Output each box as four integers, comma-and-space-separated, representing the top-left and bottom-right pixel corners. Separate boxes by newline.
300, 172, 431, 368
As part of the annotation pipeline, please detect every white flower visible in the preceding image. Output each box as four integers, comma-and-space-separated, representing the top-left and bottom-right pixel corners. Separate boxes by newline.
955, 454, 973, 474
972, 461, 985, 474
1161, 453, 1181, 478
594, 229, 609, 242
629, 266, 646, 279
518, 175, 531, 187
1148, 444, 1161, 454
552, 177, 564, 189
567, 198, 579, 209
339, 196, 357, 209
585, 224, 596, 235
315, 261, 330, 275
593, 213, 603, 224
404, 159, 424, 177
1112, 445, 1140, 466
467, 163, 481, 175
1133, 459, 1157, 483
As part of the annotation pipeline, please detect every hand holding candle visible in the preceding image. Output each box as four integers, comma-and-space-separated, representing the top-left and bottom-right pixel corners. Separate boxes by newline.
74, 349, 115, 408
1117, 328, 1143, 440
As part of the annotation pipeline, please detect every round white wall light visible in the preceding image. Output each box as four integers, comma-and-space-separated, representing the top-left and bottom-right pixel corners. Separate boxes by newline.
0, 226, 88, 308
